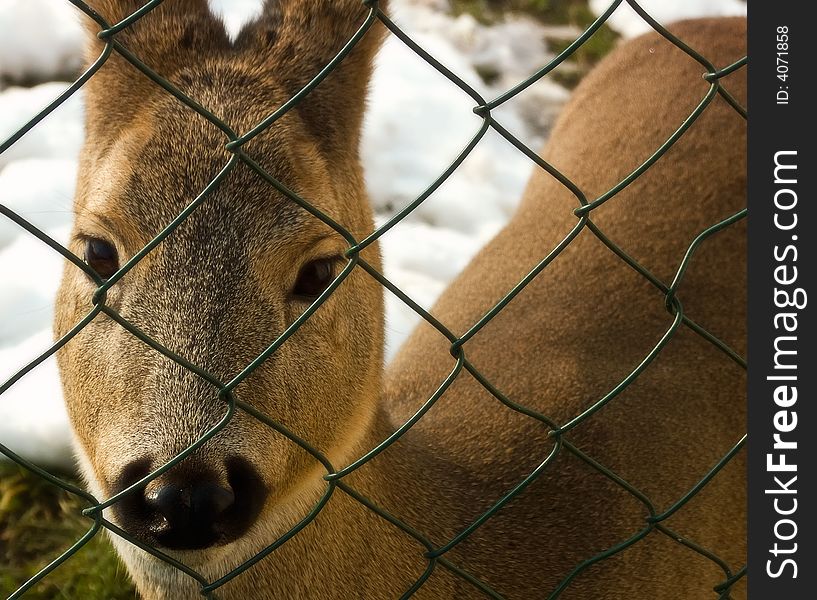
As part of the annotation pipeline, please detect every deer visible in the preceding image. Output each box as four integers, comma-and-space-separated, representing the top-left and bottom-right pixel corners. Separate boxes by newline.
54, 0, 747, 598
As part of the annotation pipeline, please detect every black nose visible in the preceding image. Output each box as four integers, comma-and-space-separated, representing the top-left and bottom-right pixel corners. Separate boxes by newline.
146, 480, 235, 548
113, 457, 267, 550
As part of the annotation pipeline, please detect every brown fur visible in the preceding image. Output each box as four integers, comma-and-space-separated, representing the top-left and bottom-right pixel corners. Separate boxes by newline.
55, 2, 746, 598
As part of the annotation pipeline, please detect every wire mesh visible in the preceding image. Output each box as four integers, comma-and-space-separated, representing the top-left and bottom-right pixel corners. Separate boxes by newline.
0, 0, 747, 598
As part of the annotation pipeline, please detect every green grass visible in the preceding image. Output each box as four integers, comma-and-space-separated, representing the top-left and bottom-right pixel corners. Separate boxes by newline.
451, 0, 604, 25
451, 0, 590, 25
451, 0, 620, 89
0, 462, 135, 599
548, 12, 619, 89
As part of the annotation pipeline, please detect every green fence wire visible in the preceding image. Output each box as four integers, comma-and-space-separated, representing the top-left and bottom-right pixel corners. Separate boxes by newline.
0, 0, 747, 598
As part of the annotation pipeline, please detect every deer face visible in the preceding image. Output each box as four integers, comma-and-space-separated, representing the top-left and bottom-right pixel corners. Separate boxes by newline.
54, 0, 385, 578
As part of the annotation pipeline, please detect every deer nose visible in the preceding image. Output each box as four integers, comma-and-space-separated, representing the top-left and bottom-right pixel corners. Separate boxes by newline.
112, 457, 267, 550
145, 480, 235, 549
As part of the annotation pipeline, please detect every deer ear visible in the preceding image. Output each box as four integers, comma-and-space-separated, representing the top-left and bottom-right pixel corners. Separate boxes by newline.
81, 1, 229, 137
234, 0, 387, 159
83, 0, 229, 69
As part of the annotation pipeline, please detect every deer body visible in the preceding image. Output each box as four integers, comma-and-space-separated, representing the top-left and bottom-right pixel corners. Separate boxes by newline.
55, 2, 746, 598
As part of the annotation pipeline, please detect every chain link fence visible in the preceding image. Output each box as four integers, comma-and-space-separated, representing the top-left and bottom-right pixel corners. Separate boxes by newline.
0, 0, 747, 598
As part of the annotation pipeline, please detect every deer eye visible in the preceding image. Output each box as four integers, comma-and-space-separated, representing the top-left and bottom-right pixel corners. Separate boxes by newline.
292, 257, 338, 300
84, 238, 119, 280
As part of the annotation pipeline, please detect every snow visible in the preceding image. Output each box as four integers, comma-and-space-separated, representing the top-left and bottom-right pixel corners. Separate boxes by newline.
0, 0, 743, 468
0, 159, 77, 249
0, 83, 84, 168
0, 225, 71, 345
590, 0, 747, 39
207, 0, 265, 40
0, 332, 69, 468
0, 0, 84, 87
363, 2, 571, 355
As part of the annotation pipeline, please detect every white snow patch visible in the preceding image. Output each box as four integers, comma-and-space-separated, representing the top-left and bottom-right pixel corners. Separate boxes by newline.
364, 2, 568, 365
0, 83, 84, 168
590, 0, 747, 38
0, 0, 84, 87
0, 226, 70, 347
207, 0, 265, 40
0, 330, 73, 470
0, 158, 77, 250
